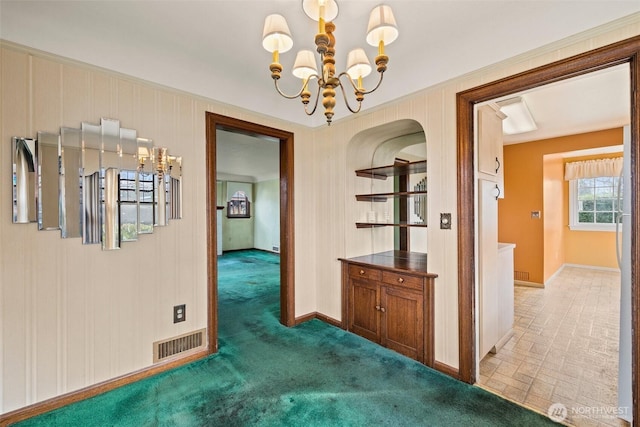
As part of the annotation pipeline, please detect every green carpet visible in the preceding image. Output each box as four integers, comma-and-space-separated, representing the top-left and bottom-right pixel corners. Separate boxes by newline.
14, 249, 559, 426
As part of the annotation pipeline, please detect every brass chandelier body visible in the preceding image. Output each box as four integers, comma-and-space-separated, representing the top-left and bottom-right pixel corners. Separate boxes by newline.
263, 1, 398, 125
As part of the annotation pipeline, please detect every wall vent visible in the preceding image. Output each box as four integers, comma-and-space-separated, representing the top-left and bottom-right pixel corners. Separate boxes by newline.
514, 271, 530, 281
153, 328, 206, 363
272, 246, 280, 253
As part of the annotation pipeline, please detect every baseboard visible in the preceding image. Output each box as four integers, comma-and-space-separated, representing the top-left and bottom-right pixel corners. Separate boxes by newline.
433, 361, 460, 380
514, 280, 544, 288
295, 311, 343, 329
490, 329, 514, 354
562, 263, 620, 272
0, 348, 210, 426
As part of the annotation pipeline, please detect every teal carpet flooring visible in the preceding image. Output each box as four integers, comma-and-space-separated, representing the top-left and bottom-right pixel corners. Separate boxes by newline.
14, 250, 559, 426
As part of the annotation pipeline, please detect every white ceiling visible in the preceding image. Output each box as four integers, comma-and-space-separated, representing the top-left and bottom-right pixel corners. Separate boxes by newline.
1, 1, 637, 178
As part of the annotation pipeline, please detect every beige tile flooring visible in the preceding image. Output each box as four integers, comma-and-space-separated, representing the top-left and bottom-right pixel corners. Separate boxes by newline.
477, 266, 629, 426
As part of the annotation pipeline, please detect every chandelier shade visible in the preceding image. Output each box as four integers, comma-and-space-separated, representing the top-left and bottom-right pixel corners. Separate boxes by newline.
346, 48, 372, 80
292, 50, 319, 80
366, 5, 399, 47
262, 14, 293, 53
302, 0, 339, 22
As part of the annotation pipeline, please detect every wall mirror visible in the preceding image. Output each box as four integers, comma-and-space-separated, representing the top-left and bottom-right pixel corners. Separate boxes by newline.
11, 118, 183, 251
12, 137, 36, 224
60, 128, 82, 238
36, 132, 60, 230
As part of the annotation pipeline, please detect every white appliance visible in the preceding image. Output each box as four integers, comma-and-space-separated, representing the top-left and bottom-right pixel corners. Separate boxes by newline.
617, 125, 631, 423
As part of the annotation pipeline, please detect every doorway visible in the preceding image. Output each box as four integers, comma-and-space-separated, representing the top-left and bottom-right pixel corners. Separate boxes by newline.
456, 36, 640, 423
205, 113, 295, 354
475, 66, 629, 422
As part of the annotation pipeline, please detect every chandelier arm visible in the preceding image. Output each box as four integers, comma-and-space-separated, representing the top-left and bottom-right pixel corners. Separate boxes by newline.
273, 76, 319, 99
336, 75, 363, 114
360, 71, 385, 95
303, 81, 323, 116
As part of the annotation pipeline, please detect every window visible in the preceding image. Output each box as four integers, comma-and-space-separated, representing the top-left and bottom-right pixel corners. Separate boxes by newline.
227, 190, 250, 218
569, 176, 622, 231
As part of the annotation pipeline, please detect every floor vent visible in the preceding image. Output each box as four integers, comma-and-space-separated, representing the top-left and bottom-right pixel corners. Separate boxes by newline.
514, 271, 530, 281
153, 328, 206, 363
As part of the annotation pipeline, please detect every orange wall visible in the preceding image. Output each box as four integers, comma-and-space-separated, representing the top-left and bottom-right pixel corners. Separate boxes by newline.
498, 127, 623, 284
543, 155, 565, 282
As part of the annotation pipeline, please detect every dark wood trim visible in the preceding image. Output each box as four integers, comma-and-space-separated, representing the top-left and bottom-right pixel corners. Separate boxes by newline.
294, 311, 342, 328
205, 113, 296, 329
456, 36, 640, 426
433, 361, 460, 380
205, 112, 219, 354
0, 349, 209, 426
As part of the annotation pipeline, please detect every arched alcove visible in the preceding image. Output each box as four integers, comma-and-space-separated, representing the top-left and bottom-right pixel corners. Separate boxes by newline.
344, 119, 427, 257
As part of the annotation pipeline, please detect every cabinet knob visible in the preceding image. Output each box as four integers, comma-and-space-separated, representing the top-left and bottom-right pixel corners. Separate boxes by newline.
398, 277, 405, 283
359, 269, 365, 275
375, 305, 381, 311
380, 307, 386, 313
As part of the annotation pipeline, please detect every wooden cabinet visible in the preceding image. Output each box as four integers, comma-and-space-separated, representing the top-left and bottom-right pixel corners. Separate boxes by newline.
477, 104, 506, 199
340, 252, 436, 366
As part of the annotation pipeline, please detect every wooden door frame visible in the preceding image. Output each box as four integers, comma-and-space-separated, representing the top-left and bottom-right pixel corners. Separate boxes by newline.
205, 112, 295, 353
456, 36, 640, 422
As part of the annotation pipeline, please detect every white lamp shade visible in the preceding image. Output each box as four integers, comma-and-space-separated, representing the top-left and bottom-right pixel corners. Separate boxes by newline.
346, 48, 372, 80
262, 14, 294, 53
302, 0, 339, 22
292, 50, 318, 80
366, 4, 399, 46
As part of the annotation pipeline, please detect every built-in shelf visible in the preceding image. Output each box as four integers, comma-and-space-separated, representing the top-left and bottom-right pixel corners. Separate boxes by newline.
356, 190, 427, 202
355, 160, 426, 180
356, 222, 427, 229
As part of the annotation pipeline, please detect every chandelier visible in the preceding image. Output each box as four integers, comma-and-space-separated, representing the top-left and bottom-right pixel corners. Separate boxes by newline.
262, 0, 399, 125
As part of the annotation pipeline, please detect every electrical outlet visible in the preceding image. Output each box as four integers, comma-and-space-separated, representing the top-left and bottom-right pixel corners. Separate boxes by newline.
173, 304, 186, 323
440, 213, 452, 230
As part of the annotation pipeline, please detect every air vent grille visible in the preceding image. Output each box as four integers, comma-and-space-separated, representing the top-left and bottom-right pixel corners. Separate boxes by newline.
153, 328, 206, 363
515, 271, 530, 281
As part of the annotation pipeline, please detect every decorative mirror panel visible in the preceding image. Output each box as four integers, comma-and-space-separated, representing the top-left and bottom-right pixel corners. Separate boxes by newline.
11, 118, 183, 251
12, 137, 36, 223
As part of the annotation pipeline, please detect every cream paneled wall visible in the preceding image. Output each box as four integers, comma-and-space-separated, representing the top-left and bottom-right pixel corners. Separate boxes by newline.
2, 12, 640, 415
312, 14, 640, 370
0, 42, 312, 413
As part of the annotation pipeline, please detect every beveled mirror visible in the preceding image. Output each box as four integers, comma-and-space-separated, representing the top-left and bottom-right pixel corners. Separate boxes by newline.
36, 132, 61, 230
12, 137, 36, 223
12, 118, 182, 251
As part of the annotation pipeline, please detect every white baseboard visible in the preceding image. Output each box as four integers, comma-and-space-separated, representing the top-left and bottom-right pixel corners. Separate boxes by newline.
562, 263, 620, 272
514, 280, 544, 288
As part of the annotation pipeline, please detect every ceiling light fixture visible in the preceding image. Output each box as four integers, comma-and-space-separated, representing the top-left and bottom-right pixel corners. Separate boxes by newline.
497, 97, 538, 135
262, 0, 399, 125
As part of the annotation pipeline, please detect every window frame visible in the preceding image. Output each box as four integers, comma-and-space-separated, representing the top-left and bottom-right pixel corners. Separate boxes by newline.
568, 176, 621, 232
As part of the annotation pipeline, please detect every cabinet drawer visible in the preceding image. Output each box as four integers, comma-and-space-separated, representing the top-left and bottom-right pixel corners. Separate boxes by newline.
348, 264, 381, 281
382, 271, 423, 291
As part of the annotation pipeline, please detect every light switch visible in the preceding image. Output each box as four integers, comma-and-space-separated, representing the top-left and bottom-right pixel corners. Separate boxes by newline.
440, 213, 452, 230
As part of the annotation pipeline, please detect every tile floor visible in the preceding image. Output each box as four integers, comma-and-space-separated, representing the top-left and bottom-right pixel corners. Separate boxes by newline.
477, 266, 629, 427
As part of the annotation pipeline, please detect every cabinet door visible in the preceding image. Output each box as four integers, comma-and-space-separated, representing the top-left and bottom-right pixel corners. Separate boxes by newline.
477, 105, 505, 200
380, 286, 424, 362
349, 278, 380, 342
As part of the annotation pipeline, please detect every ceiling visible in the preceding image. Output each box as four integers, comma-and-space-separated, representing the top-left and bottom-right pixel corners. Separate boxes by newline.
0, 1, 637, 179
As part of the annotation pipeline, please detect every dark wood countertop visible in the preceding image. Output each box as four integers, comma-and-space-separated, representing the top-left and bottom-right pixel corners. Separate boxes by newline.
339, 251, 437, 278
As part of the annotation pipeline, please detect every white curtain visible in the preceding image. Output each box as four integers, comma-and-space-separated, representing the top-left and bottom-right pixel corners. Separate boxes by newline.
564, 157, 623, 180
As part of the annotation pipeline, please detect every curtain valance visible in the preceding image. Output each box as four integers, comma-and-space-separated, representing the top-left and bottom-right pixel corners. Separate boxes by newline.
564, 157, 623, 180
